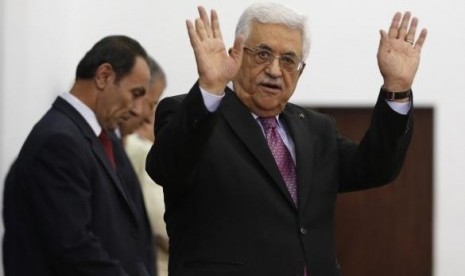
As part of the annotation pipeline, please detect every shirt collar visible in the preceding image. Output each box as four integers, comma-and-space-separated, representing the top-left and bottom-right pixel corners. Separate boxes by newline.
253, 113, 281, 126
60, 92, 101, 136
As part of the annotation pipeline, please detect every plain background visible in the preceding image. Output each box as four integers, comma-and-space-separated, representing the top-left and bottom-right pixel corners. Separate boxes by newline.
1, 0, 464, 275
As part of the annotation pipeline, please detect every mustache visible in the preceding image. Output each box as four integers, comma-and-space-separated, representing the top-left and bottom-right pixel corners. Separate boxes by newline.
259, 78, 283, 89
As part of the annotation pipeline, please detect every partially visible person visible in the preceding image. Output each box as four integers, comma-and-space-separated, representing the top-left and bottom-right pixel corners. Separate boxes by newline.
119, 57, 166, 140
146, 3, 427, 276
119, 57, 168, 276
3, 35, 156, 276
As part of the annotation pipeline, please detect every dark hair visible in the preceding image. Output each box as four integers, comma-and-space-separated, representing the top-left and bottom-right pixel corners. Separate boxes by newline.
75, 35, 149, 82
147, 56, 166, 86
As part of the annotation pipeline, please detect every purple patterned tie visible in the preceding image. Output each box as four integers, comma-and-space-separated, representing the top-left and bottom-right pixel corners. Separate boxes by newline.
259, 117, 297, 204
259, 117, 306, 275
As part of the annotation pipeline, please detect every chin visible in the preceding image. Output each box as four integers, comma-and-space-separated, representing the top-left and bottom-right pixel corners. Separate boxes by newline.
256, 101, 281, 112
106, 123, 117, 131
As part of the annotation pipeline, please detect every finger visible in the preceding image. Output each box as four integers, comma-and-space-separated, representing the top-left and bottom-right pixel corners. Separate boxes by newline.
378, 29, 389, 52
186, 20, 200, 48
195, 18, 209, 41
405, 17, 418, 44
413, 28, 428, 50
398, 11, 411, 39
388, 12, 402, 39
211, 9, 223, 40
198, 6, 213, 38
378, 29, 389, 44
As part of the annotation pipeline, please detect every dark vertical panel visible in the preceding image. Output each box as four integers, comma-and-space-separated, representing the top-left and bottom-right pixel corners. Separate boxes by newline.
314, 107, 433, 276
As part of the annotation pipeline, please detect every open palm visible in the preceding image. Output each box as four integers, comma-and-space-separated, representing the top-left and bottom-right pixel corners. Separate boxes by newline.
377, 12, 427, 92
186, 6, 244, 94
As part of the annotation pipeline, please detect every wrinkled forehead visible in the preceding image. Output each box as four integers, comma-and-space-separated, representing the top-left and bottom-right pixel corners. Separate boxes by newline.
246, 22, 303, 55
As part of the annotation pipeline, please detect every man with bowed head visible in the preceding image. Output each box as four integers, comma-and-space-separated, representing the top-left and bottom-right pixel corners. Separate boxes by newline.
4, 35, 156, 276
118, 56, 169, 276
146, 2, 427, 275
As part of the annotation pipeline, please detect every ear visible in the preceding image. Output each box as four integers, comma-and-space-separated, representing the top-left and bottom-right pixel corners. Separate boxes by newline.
95, 63, 114, 89
298, 63, 307, 76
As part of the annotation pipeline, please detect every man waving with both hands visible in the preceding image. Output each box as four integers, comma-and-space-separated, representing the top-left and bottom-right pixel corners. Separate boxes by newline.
146, 2, 427, 275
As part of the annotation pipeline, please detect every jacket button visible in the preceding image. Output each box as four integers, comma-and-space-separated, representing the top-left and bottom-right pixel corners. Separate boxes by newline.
300, 227, 308, 235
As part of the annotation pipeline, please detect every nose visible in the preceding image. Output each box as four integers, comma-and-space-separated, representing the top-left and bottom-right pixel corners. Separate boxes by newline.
129, 97, 144, 117
265, 57, 282, 78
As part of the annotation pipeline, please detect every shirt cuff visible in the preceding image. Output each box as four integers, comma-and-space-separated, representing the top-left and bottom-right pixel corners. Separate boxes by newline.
385, 99, 411, 115
199, 87, 225, 112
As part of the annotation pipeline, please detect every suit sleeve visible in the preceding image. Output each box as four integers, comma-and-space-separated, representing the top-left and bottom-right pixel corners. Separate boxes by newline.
24, 132, 131, 276
146, 82, 218, 192
337, 92, 413, 192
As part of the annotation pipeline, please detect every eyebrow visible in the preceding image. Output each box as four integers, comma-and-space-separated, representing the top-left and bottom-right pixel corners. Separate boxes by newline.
256, 44, 298, 57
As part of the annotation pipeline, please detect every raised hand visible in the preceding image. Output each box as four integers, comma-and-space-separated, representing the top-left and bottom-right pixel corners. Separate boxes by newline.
377, 12, 427, 92
186, 6, 244, 94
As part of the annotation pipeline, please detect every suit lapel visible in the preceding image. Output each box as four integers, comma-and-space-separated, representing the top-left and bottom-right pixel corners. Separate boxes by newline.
221, 91, 297, 207
91, 137, 139, 219
110, 135, 141, 221
281, 107, 315, 210
53, 97, 139, 221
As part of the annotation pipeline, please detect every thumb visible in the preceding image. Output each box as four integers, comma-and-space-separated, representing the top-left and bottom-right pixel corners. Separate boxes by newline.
229, 35, 244, 62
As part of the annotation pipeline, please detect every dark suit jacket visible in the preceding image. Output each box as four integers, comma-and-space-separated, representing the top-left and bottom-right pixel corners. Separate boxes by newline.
3, 97, 155, 276
146, 83, 413, 276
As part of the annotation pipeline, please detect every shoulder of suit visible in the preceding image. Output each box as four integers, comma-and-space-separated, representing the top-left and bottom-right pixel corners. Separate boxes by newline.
286, 102, 334, 123
160, 93, 187, 104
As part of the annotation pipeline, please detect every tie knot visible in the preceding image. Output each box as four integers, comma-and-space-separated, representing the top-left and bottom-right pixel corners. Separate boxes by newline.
98, 130, 110, 143
259, 117, 277, 130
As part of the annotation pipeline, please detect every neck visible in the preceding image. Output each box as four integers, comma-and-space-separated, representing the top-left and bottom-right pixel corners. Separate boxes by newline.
70, 80, 99, 112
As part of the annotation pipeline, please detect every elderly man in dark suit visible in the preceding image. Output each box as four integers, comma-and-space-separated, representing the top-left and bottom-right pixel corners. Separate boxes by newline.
3, 35, 156, 276
146, 3, 427, 276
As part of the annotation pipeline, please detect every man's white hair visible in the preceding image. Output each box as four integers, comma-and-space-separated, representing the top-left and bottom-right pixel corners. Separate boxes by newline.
235, 2, 311, 61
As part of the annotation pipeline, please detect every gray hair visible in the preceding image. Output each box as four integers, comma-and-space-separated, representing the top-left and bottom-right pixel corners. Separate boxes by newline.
235, 2, 310, 61
148, 56, 166, 86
